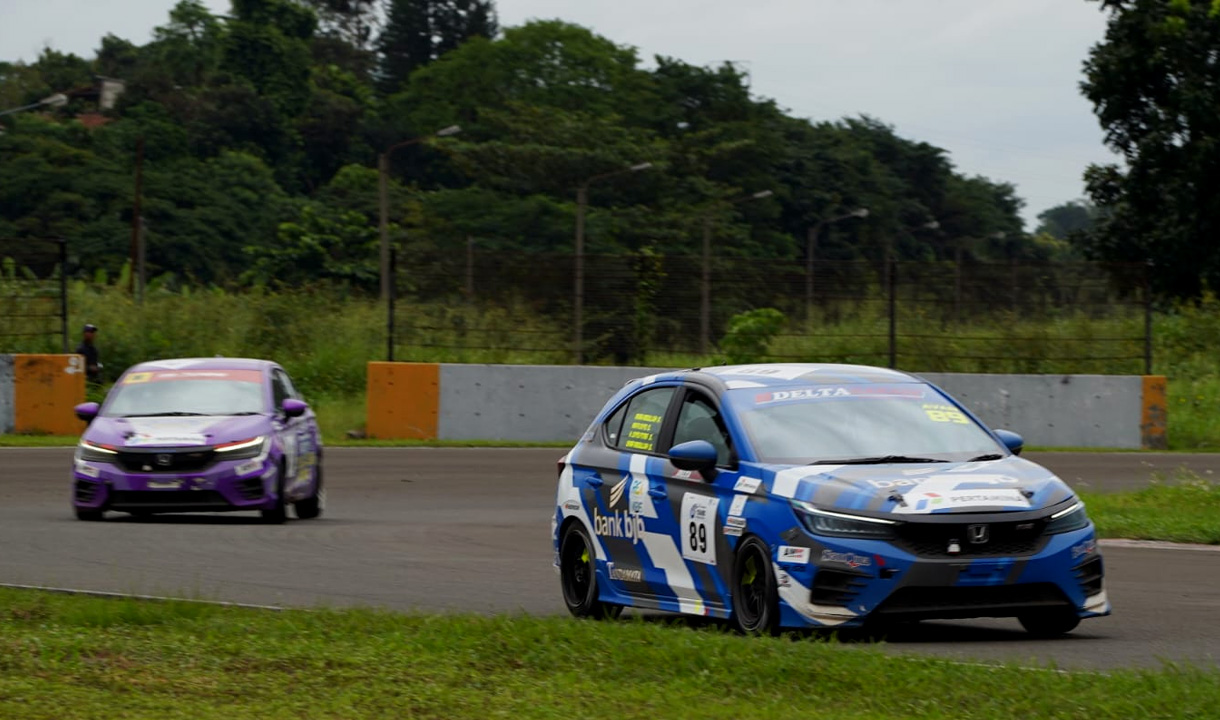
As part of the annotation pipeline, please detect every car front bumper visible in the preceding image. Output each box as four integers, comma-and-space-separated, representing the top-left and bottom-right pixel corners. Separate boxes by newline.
72, 455, 279, 513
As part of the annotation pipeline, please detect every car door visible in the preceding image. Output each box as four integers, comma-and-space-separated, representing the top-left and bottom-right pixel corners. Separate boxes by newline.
575, 384, 682, 603
270, 369, 307, 496
659, 386, 747, 615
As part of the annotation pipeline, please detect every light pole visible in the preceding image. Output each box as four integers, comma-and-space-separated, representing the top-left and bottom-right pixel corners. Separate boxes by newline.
573, 161, 653, 364
700, 189, 774, 354
378, 124, 461, 306
805, 207, 868, 323
0, 93, 68, 118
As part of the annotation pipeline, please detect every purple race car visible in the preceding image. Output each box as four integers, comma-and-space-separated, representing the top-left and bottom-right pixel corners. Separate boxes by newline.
71, 357, 323, 523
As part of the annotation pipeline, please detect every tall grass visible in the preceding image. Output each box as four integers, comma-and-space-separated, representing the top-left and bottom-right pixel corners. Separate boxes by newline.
3, 281, 1219, 448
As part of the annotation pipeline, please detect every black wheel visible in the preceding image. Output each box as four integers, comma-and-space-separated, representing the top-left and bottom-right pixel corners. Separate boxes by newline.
74, 507, 104, 521
559, 523, 622, 619
1018, 609, 1080, 637
294, 464, 324, 520
731, 536, 779, 635
260, 464, 287, 524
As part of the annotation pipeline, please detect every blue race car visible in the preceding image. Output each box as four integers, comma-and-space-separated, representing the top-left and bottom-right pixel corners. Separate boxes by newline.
552, 363, 1108, 635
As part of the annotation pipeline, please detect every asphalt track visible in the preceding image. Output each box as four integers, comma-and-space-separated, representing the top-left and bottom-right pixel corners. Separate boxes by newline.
3, 447, 1219, 671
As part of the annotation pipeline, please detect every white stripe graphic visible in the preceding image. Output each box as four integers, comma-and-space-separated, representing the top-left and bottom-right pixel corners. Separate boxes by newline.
771, 466, 842, 498
640, 531, 706, 616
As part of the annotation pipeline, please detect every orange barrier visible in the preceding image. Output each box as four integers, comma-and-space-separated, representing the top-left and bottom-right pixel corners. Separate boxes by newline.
366, 362, 439, 439
13, 354, 86, 436
1141, 375, 1168, 450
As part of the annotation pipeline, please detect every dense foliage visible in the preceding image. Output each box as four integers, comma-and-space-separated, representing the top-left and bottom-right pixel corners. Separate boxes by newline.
0, 0, 1043, 293
1082, 0, 1220, 297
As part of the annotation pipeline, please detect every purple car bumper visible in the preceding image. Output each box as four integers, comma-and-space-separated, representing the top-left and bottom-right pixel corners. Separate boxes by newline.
73, 448, 280, 514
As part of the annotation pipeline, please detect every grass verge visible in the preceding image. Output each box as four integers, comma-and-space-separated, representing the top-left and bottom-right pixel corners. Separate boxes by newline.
1081, 471, 1220, 544
0, 588, 1217, 720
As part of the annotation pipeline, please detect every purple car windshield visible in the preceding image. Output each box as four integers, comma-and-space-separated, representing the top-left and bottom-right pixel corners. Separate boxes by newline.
725, 383, 1002, 464
102, 369, 266, 418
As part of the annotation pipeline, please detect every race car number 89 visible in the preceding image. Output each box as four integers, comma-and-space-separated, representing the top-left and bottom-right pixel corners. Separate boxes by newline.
680, 493, 719, 566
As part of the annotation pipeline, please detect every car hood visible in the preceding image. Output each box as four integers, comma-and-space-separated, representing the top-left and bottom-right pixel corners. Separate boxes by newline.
763, 455, 1076, 516
84, 415, 271, 449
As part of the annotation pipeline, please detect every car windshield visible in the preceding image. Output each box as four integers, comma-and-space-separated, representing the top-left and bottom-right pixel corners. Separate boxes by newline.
726, 383, 1003, 465
102, 369, 266, 417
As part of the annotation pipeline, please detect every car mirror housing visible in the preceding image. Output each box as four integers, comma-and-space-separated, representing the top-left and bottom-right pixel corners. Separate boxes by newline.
668, 440, 719, 480
281, 398, 308, 418
74, 402, 100, 423
994, 429, 1024, 455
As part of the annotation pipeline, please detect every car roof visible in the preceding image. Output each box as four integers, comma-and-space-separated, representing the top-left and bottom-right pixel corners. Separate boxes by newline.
126, 357, 278, 374
638, 363, 922, 394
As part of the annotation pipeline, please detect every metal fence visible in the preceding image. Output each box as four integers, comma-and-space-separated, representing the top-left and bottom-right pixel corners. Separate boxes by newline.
0, 237, 68, 353
390, 249, 1152, 374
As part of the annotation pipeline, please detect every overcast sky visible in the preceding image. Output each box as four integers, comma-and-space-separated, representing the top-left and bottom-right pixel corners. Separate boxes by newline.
1, 0, 1120, 229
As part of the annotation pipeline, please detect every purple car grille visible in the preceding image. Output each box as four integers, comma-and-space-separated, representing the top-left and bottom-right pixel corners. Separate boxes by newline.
115, 449, 216, 474
74, 480, 100, 503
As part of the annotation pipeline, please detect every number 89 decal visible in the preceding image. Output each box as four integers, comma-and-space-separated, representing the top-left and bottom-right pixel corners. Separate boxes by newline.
680, 493, 719, 566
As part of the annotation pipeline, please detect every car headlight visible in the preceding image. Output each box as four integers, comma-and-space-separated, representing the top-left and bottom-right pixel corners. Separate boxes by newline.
1043, 501, 1090, 534
213, 436, 267, 460
792, 500, 898, 539
76, 440, 118, 463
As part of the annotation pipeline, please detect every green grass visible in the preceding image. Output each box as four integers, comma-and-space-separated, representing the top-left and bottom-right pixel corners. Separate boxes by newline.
0, 588, 1217, 720
1081, 471, 1220, 544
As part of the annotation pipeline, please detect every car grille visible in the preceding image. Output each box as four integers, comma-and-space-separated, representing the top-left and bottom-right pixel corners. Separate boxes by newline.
872, 583, 1071, 620
1074, 556, 1104, 596
107, 490, 231, 510
114, 449, 217, 474
810, 568, 869, 607
74, 480, 100, 503
891, 518, 1051, 558
235, 476, 266, 500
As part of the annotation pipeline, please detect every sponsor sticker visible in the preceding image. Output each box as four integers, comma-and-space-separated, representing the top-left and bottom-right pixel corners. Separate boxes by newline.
562, 500, 581, 512
629, 476, 648, 514
733, 476, 762, 494
126, 433, 208, 448
607, 562, 643, 583
821, 550, 871, 568
728, 494, 748, 517
725, 516, 747, 529
777, 546, 810, 565
123, 370, 262, 385
235, 460, 263, 477
74, 462, 100, 478
1071, 539, 1097, 559
593, 508, 647, 545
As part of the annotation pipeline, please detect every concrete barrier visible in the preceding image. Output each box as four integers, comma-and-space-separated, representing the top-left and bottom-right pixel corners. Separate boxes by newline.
0, 355, 13, 434
918, 372, 1167, 450
365, 362, 1168, 449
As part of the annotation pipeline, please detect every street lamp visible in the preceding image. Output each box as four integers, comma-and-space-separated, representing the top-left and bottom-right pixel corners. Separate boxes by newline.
0, 93, 68, 118
805, 207, 868, 322
378, 124, 461, 306
572, 161, 653, 364
700, 189, 774, 354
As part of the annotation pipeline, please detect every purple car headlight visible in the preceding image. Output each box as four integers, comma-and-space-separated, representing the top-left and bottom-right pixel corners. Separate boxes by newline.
214, 436, 268, 461
76, 440, 118, 464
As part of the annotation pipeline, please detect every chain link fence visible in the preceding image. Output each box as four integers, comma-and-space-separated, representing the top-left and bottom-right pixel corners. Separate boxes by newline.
0, 237, 68, 353
391, 248, 1151, 373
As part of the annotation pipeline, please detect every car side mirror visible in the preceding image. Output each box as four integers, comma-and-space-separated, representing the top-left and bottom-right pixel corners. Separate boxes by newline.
74, 402, 100, 423
994, 429, 1024, 456
668, 440, 719, 480
281, 398, 308, 418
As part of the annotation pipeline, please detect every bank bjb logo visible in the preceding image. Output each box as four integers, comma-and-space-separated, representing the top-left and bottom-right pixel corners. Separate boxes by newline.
594, 508, 646, 544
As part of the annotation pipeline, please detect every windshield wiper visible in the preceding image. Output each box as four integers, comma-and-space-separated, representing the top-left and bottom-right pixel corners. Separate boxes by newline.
968, 453, 1005, 462
811, 455, 948, 465
119, 412, 211, 418
225, 411, 263, 416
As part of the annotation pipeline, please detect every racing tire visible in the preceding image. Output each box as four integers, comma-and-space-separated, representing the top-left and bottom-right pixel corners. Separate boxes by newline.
74, 507, 104, 521
294, 465, 324, 520
260, 464, 288, 524
1018, 609, 1080, 637
559, 522, 623, 620
731, 536, 780, 635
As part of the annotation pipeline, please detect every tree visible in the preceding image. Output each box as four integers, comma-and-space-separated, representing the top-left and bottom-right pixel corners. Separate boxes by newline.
1081, 0, 1220, 297
377, 0, 499, 94
1036, 200, 1096, 241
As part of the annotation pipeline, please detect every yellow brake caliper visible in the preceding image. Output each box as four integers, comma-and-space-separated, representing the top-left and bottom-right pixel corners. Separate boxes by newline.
742, 556, 757, 586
